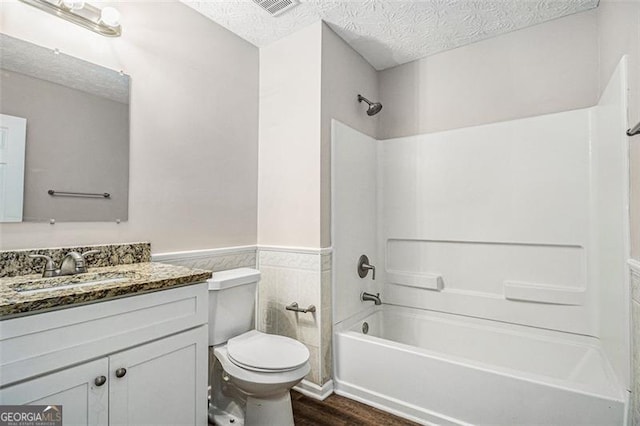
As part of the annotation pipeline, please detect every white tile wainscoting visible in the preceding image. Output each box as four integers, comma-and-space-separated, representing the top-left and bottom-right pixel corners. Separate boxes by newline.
631, 259, 640, 426
152, 245, 334, 400
257, 246, 333, 396
151, 246, 257, 271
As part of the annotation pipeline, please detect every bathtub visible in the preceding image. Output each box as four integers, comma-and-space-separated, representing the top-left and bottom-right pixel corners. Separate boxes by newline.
334, 305, 627, 425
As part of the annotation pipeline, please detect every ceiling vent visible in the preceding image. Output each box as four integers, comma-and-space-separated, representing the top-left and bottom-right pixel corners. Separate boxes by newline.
251, 0, 299, 17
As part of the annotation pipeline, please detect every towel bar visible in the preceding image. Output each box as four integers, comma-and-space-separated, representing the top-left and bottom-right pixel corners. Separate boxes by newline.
285, 302, 316, 314
627, 121, 640, 136
48, 189, 110, 198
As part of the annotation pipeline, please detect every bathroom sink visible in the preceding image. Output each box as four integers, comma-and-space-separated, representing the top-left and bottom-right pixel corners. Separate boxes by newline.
10, 271, 139, 294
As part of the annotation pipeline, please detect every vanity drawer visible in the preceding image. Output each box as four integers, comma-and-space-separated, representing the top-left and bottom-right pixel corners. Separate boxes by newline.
0, 282, 208, 386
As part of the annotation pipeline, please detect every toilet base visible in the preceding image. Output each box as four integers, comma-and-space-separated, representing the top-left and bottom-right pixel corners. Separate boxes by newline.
208, 403, 244, 426
210, 392, 295, 426
245, 392, 294, 426
211, 343, 308, 426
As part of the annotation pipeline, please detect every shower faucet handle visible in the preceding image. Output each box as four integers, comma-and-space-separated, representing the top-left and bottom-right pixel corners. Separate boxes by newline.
357, 255, 376, 280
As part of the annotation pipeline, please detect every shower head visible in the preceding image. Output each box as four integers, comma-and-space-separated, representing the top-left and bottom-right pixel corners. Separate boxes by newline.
358, 94, 383, 116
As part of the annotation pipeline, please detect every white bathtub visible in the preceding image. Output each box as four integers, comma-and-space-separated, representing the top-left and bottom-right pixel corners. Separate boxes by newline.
334, 306, 627, 425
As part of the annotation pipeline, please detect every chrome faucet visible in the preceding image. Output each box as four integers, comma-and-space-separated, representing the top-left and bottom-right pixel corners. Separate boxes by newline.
29, 250, 100, 277
361, 292, 382, 305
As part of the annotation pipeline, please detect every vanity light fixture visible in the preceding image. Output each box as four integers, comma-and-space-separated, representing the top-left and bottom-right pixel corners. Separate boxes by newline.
18, 0, 122, 37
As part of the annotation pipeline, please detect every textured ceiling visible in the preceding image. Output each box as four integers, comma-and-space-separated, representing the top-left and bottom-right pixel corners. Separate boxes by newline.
183, 0, 598, 70
0, 34, 129, 104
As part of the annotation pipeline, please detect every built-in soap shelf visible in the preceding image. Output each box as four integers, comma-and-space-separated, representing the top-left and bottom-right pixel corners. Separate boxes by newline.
503, 281, 585, 306
385, 271, 585, 305
386, 271, 444, 291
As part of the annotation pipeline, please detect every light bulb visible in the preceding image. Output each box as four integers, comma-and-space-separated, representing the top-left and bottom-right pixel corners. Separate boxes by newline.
61, 0, 84, 10
100, 7, 120, 28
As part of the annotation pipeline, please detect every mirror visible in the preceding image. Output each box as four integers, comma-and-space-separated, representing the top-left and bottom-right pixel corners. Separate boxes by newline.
0, 33, 130, 223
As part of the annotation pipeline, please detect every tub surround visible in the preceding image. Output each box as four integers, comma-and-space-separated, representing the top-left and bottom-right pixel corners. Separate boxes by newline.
0, 242, 151, 277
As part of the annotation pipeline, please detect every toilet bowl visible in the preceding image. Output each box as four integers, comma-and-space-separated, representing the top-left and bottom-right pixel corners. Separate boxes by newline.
213, 331, 310, 425
207, 268, 310, 426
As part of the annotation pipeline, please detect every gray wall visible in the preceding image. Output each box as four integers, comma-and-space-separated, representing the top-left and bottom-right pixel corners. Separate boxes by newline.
257, 22, 322, 248
320, 23, 379, 248
377, 10, 599, 139
0, 0, 259, 252
1, 69, 129, 222
257, 22, 381, 249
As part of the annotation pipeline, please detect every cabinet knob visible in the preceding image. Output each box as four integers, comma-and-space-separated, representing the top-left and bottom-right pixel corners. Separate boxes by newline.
94, 375, 107, 386
115, 368, 127, 378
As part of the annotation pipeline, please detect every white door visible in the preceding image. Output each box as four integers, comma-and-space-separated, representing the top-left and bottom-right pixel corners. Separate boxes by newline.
108, 327, 208, 426
0, 358, 109, 426
0, 114, 27, 222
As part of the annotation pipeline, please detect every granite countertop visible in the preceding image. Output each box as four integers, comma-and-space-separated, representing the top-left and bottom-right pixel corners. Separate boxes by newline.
0, 262, 212, 319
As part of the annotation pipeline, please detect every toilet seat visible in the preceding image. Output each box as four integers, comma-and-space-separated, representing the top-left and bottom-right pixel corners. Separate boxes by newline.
227, 330, 310, 372
214, 345, 310, 387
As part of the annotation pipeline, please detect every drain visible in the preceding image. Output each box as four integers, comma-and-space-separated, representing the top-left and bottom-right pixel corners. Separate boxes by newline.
362, 322, 369, 334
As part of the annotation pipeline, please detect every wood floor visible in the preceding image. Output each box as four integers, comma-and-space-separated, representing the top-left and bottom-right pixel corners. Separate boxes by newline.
291, 391, 418, 426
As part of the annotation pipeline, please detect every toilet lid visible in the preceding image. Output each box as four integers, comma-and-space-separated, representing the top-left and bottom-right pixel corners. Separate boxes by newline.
227, 330, 310, 372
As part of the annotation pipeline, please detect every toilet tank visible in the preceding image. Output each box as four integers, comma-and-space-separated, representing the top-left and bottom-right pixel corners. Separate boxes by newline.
208, 268, 261, 346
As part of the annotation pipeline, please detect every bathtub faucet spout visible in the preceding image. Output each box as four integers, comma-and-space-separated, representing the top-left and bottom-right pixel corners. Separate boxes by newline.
361, 292, 382, 305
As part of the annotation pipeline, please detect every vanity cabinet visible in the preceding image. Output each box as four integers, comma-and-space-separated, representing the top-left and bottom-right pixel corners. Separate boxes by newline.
0, 283, 209, 425
109, 327, 206, 425
0, 358, 109, 425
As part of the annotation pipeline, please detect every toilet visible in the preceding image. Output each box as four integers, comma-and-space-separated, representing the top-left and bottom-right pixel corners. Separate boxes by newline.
207, 268, 310, 426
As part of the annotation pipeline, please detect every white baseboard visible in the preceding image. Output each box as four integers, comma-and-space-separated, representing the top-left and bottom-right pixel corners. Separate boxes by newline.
293, 379, 334, 401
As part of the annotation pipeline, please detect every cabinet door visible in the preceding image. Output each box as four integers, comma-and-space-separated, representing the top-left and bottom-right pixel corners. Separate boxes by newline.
108, 326, 208, 426
0, 358, 109, 426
